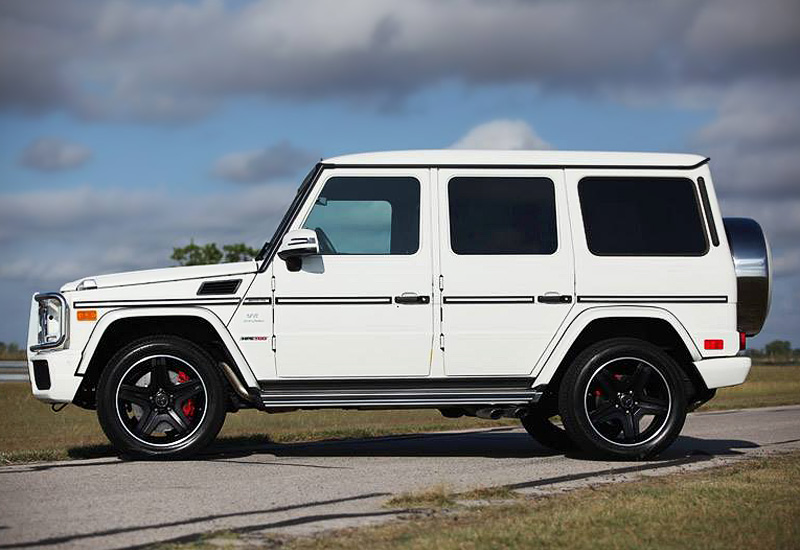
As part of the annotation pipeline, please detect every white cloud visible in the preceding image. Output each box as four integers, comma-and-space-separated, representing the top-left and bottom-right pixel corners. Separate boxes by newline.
693, 80, 800, 198
2, 0, 799, 121
18, 137, 92, 171
451, 119, 550, 150
0, 184, 296, 276
213, 142, 318, 183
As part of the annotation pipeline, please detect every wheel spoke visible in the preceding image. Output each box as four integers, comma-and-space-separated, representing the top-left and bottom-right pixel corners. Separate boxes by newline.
165, 409, 188, 433
589, 402, 620, 425
637, 398, 668, 416
621, 412, 639, 440
173, 379, 203, 402
118, 384, 151, 407
631, 363, 652, 395
150, 359, 170, 389
136, 409, 161, 435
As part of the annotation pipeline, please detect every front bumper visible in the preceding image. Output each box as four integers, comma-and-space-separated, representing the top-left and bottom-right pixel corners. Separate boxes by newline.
693, 356, 751, 389
27, 348, 83, 403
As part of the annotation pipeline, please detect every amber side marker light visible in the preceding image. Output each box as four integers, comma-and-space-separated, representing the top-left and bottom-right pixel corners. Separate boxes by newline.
76, 310, 97, 322
704, 339, 724, 350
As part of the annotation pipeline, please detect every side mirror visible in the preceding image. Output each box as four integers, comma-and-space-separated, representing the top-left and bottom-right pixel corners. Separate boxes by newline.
277, 228, 320, 260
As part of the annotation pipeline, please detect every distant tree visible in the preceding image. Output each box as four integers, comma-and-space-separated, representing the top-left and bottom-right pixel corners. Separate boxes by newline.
0, 341, 24, 359
765, 340, 792, 358
221, 243, 260, 263
171, 239, 259, 266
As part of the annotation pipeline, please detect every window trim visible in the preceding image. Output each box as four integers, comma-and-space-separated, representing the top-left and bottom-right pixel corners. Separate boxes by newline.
697, 177, 720, 247
578, 176, 710, 258
446, 175, 559, 256
299, 174, 423, 257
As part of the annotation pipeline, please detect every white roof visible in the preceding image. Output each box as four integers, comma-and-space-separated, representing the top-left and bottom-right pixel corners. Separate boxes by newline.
323, 150, 707, 168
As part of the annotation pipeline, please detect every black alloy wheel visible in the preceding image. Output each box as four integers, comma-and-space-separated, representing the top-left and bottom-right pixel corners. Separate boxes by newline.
116, 355, 206, 446
583, 357, 670, 445
97, 336, 227, 459
559, 338, 687, 459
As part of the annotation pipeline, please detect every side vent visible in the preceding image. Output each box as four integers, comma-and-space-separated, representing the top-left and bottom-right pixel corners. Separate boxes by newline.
197, 279, 242, 296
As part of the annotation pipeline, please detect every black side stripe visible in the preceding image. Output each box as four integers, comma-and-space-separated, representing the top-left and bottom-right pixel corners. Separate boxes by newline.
74, 298, 240, 309
577, 295, 728, 304
444, 296, 537, 304
276, 297, 392, 305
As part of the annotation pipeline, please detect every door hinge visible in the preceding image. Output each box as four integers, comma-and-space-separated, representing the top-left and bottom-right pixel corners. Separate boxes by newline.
271, 335, 276, 352
439, 333, 445, 351
438, 275, 444, 291
271, 276, 276, 292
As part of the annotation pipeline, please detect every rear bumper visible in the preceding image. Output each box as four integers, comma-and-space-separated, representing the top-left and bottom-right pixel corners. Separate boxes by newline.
693, 356, 751, 389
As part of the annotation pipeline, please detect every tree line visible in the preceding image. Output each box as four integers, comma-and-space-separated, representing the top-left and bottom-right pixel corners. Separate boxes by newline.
171, 240, 260, 266
0, 341, 21, 360
746, 340, 800, 365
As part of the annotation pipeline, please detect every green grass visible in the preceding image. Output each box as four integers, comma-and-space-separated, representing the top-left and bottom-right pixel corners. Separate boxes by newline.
286, 452, 800, 550
385, 484, 519, 509
2, 365, 799, 464
152, 452, 800, 550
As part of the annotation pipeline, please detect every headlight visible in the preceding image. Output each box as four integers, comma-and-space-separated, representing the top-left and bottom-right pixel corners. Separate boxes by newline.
31, 293, 69, 351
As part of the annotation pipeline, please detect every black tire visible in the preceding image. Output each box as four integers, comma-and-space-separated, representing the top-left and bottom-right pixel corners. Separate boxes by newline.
96, 336, 227, 459
558, 338, 687, 460
520, 409, 575, 452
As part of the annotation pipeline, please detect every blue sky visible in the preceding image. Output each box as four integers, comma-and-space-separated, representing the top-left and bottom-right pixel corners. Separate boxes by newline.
1, 0, 798, 348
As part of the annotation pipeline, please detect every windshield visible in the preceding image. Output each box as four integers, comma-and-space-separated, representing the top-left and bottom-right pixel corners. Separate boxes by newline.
255, 164, 321, 262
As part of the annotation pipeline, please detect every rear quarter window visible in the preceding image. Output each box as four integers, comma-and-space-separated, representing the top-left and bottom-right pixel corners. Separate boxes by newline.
578, 177, 708, 256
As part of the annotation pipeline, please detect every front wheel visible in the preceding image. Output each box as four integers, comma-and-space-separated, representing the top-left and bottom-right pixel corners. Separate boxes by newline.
558, 338, 687, 459
96, 336, 227, 459
520, 409, 575, 452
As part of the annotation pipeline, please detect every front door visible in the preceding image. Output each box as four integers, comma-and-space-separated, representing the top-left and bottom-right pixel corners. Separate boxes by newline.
273, 169, 434, 377
437, 169, 575, 375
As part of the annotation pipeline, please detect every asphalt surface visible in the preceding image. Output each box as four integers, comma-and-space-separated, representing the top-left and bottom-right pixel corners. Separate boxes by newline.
1, 405, 800, 550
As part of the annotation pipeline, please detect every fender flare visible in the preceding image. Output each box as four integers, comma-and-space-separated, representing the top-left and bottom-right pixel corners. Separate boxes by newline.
76, 307, 259, 389
531, 305, 702, 386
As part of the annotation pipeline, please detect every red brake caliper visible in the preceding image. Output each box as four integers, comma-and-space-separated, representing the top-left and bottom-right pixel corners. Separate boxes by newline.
176, 371, 196, 419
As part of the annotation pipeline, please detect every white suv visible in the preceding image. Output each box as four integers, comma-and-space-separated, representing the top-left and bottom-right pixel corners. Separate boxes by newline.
27, 150, 771, 459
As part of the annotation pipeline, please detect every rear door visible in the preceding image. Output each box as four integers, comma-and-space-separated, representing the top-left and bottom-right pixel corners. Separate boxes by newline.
437, 169, 575, 375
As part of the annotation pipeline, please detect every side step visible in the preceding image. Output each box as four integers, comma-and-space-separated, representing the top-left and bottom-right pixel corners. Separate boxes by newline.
258, 377, 543, 408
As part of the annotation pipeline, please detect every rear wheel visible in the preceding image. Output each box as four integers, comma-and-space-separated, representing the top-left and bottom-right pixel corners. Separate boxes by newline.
97, 336, 227, 459
559, 338, 687, 459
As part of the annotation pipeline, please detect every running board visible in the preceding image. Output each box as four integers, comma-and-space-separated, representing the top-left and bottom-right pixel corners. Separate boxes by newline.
258, 377, 543, 408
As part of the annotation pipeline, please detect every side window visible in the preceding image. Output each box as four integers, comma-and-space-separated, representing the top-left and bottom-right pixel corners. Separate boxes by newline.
448, 177, 557, 255
579, 177, 707, 256
303, 176, 420, 255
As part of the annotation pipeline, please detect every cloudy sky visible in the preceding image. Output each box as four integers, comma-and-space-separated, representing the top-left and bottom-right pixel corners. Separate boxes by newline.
1, 0, 799, 348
